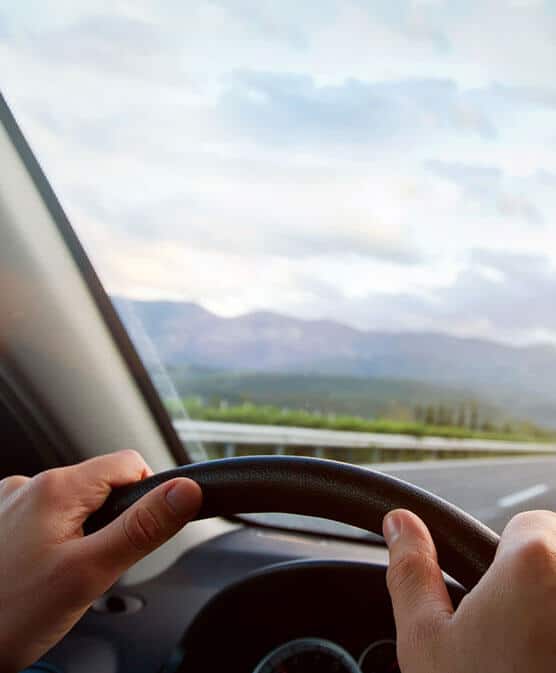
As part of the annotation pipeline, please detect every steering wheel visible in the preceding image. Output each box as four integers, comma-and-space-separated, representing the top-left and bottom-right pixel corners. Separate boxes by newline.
85, 455, 499, 590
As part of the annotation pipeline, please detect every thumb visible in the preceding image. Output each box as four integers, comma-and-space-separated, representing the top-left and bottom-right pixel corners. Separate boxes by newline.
383, 509, 453, 653
82, 477, 202, 577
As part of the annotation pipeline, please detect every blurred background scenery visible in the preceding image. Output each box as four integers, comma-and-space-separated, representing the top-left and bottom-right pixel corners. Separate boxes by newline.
2, 2, 556, 475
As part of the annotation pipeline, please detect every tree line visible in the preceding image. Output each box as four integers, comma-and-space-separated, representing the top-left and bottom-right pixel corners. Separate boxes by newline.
413, 402, 505, 432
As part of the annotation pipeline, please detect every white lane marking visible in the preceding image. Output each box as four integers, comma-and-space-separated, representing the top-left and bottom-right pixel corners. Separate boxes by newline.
498, 483, 549, 509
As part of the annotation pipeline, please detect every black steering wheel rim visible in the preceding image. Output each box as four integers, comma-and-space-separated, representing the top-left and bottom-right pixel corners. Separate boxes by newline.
85, 455, 499, 590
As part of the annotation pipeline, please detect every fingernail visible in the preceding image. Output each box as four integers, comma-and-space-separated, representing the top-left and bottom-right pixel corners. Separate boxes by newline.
383, 512, 402, 546
165, 481, 198, 518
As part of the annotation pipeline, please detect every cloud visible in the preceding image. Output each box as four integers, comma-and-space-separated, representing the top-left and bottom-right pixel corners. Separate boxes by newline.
2, 7, 194, 91
218, 71, 497, 148
425, 160, 501, 192
308, 250, 556, 343
208, 0, 320, 49
536, 169, 556, 187
362, 0, 452, 51
485, 82, 556, 110
2, 1, 556, 349
425, 160, 544, 225
431, 250, 556, 335
30, 13, 172, 81
0, 11, 9, 41
495, 193, 543, 225
69, 185, 423, 266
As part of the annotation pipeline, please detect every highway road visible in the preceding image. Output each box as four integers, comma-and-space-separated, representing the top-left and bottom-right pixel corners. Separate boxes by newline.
380, 456, 556, 533
175, 421, 556, 535
242, 456, 556, 537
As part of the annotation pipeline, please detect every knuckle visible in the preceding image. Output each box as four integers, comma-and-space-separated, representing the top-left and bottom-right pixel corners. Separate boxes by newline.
31, 469, 64, 504
509, 510, 542, 529
387, 550, 436, 595
510, 510, 533, 525
118, 449, 149, 476
123, 506, 162, 551
506, 510, 556, 535
0, 474, 27, 497
513, 534, 556, 578
119, 449, 145, 465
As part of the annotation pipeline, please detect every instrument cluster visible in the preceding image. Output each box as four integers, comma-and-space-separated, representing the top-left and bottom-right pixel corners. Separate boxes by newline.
252, 636, 400, 673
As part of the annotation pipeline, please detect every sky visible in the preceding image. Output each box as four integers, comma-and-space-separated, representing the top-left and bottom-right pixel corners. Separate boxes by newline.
1, 1, 555, 345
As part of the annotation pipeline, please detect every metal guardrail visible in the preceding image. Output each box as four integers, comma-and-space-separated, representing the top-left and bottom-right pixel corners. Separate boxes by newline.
173, 420, 556, 455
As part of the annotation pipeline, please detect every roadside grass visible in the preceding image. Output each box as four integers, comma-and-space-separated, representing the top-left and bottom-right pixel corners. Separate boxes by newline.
175, 399, 556, 444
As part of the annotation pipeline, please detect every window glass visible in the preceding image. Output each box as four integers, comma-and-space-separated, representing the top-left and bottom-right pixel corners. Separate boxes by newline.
3, 2, 556, 535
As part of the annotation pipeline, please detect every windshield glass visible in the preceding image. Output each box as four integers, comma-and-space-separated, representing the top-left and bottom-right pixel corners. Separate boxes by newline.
3, 2, 556, 537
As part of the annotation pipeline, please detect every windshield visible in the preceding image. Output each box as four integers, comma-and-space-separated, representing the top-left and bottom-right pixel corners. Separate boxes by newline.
3, 2, 556, 537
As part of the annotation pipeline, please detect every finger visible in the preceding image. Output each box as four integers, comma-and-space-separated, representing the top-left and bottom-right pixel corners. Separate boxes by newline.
383, 509, 453, 649
492, 511, 556, 588
66, 449, 152, 487
28, 451, 153, 536
81, 477, 202, 578
497, 509, 556, 557
0, 474, 30, 500
63, 450, 153, 513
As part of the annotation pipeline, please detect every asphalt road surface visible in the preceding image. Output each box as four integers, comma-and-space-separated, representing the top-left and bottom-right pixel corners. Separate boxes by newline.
243, 456, 556, 537
379, 456, 556, 533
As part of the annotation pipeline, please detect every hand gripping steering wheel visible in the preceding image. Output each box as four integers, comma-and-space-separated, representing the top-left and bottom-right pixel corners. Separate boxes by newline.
85, 455, 499, 590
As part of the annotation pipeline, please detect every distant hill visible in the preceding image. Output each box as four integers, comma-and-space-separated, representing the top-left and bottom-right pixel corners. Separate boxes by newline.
169, 368, 490, 421
112, 297, 556, 427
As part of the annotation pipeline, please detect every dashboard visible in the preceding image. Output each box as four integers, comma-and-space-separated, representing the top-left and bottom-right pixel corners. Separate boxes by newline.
43, 525, 464, 673
180, 559, 405, 673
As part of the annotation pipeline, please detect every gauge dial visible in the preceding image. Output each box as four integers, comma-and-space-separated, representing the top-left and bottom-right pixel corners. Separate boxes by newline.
359, 639, 400, 673
253, 637, 361, 673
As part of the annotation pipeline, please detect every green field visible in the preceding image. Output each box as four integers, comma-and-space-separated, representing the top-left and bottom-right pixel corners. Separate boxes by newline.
162, 369, 556, 461
175, 398, 556, 444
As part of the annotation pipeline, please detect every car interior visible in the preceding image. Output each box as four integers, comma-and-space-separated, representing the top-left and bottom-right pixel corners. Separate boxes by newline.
2, 4, 556, 670
1, 90, 496, 673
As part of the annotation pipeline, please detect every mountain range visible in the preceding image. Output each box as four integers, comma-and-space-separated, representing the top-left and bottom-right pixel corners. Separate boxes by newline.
112, 297, 556, 427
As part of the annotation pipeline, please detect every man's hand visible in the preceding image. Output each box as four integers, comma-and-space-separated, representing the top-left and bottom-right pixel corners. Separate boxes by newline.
383, 508, 556, 672
0, 450, 202, 672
